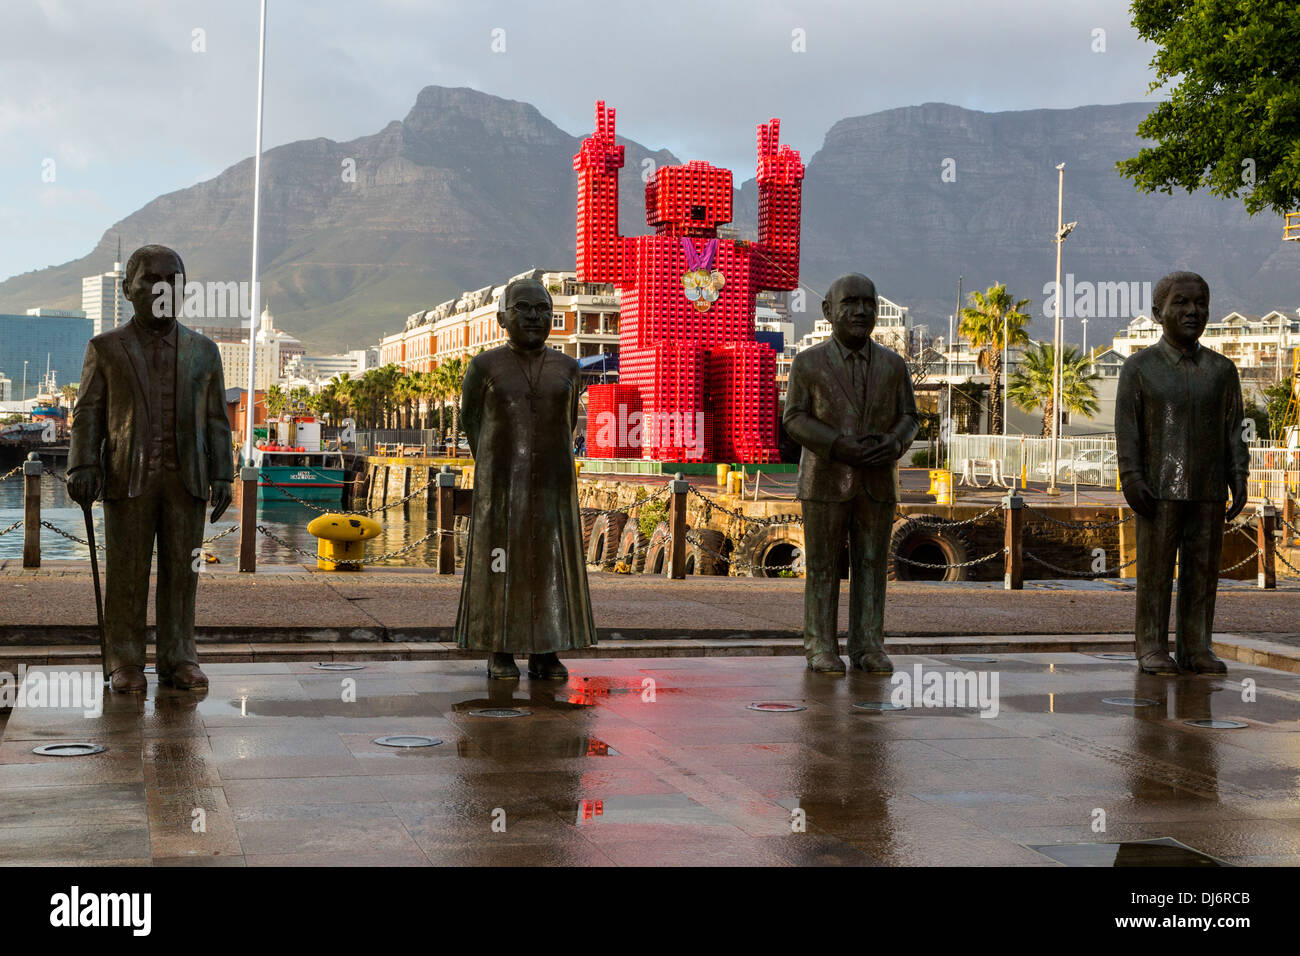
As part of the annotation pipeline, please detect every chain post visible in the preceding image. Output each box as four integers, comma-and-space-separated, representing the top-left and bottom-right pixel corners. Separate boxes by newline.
1257, 501, 1276, 590
1002, 491, 1023, 590
436, 465, 456, 575
667, 472, 689, 579
1283, 495, 1295, 549
238, 463, 258, 572
22, 453, 42, 568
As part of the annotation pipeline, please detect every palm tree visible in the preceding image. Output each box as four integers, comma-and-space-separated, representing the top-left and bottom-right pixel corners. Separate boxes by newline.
60, 383, 78, 409
1007, 342, 1100, 436
439, 356, 468, 445
266, 384, 287, 418
959, 283, 1032, 435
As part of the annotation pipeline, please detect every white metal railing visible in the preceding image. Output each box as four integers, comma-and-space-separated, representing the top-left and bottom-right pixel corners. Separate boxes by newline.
948, 435, 1117, 486
945, 435, 1299, 499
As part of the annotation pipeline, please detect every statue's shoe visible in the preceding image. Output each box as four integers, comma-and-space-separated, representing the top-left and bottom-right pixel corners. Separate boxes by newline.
1137, 651, 1180, 676
109, 665, 147, 694
159, 663, 209, 690
806, 652, 846, 674
849, 651, 894, 674
488, 654, 521, 680
527, 653, 568, 680
1178, 651, 1228, 675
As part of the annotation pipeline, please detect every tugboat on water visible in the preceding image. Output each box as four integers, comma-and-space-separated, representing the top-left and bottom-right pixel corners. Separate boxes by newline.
252, 415, 346, 502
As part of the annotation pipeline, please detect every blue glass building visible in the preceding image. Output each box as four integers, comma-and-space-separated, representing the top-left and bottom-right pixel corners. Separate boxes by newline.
0, 314, 95, 397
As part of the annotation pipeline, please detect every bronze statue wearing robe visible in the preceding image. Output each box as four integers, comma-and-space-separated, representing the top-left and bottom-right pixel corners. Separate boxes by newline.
453, 278, 596, 678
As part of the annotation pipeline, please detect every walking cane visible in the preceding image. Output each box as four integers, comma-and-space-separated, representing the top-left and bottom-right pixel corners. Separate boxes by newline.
81, 501, 108, 684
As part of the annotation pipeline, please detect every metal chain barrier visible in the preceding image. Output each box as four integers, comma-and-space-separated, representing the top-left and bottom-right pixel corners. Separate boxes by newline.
686, 485, 802, 528
1219, 548, 1263, 574
1023, 549, 1137, 578
1023, 504, 1133, 531
0, 519, 22, 537
258, 471, 430, 516
254, 523, 452, 565
42, 466, 67, 484
581, 484, 672, 520
684, 528, 803, 573
40, 520, 104, 551
0, 463, 24, 482
1275, 548, 1300, 576
892, 548, 1004, 570
895, 505, 1001, 528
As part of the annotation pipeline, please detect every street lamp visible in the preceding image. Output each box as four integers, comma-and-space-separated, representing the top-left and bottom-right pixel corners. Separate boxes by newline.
21, 360, 28, 406
1048, 161, 1076, 495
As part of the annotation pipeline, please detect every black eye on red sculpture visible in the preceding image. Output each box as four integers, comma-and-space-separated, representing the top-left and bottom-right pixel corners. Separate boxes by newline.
690, 204, 707, 221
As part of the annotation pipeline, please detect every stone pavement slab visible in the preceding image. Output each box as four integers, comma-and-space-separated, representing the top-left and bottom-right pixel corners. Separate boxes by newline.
2, 654, 1299, 866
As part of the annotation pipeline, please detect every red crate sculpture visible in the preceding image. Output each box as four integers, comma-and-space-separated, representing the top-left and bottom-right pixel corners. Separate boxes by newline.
574, 101, 803, 462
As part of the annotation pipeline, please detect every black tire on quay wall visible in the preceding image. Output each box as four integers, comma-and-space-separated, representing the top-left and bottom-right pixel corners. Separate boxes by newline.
615, 520, 648, 573
580, 509, 599, 551
688, 529, 732, 575
887, 514, 972, 582
733, 524, 806, 578
642, 520, 678, 576
586, 512, 628, 569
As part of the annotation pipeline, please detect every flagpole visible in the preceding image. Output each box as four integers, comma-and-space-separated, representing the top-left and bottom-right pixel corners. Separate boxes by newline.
244, 0, 267, 464
238, 0, 267, 573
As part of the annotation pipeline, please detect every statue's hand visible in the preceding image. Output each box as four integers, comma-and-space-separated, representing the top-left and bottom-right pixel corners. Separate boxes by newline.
67, 468, 101, 507
830, 435, 866, 466
209, 480, 232, 523
859, 435, 901, 468
1121, 478, 1158, 520
1225, 478, 1248, 523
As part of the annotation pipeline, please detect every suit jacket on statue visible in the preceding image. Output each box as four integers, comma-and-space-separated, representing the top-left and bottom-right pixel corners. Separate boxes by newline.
69, 320, 234, 500
783, 338, 919, 502
1115, 337, 1250, 502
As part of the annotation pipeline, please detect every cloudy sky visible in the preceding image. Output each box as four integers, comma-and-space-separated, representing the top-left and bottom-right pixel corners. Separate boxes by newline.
1, 0, 1157, 281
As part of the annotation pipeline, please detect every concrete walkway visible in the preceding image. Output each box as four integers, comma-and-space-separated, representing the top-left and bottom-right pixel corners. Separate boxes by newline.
2, 563, 1297, 671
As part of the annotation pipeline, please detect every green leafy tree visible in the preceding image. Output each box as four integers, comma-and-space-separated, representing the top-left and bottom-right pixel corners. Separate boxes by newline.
1117, 0, 1300, 217
1262, 376, 1296, 440
958, 283, 1032, 435
1007, 343, 1100, 437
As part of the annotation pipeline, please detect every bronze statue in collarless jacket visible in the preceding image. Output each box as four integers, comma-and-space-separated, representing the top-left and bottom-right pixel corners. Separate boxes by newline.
453, 277, 597, 680
1116, 271, 1249, 675
67, 245, 233, 694
783, 274, 919, 674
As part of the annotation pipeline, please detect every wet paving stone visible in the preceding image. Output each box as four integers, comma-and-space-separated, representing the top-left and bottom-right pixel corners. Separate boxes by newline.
1, 653, 1298, 865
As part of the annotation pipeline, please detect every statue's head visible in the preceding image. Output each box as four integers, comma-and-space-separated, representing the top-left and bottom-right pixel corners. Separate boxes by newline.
497, 277, 553, 351
1151, 271, 1209, 353
124, 244, 185, 333
823, 273, 877, 351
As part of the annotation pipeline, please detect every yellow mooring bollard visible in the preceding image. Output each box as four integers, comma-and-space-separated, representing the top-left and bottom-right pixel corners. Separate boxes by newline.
307, 513, 383, 571
717, 463, 731, 487
933, 470, 953, 505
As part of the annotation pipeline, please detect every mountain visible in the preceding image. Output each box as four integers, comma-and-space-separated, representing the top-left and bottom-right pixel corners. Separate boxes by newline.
0, 87, 677, 352
738, 101, 1298, 343
2, 90, 1296, 352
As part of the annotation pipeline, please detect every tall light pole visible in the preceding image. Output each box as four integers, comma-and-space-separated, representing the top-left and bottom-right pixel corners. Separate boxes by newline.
238, 0, 268, 575
1001, 302, 1009, 438
21, 360, 28, 405
1081, 317, 1088, 363
947, 275, 961, 462
1048, 164, 1076, 495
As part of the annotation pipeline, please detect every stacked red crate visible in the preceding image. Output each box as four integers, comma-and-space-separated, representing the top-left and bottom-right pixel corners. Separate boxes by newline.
708, 342, 779, 462
585, 384, 642, 458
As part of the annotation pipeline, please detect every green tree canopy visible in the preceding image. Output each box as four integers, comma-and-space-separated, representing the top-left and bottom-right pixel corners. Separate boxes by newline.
1117, 0, 1300, 217
959, 283, 1032, 436
1007, 342, 1101, 437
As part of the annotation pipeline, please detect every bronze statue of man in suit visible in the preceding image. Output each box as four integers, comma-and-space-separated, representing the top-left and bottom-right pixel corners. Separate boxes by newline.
67, 245, 233, 693
454, 277, 597, 680
1116, 271, 1249, 675
783, 274, 919, 673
